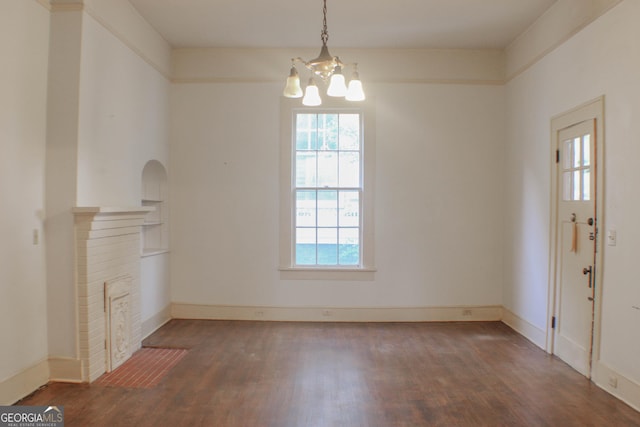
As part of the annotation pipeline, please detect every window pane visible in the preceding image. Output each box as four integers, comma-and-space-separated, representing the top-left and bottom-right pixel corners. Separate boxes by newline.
296, 190, 316, 227
339, 114, 360, 150
582, 169, 591, 201
339, 191, 359, 227
573, 137, 581, 168
317, 228, 337, 265
296, 152, 317, 187
317, 190, 337, 227
563, 172, 572, 201
563, 139, 572, 169
296, 228, 316, 265
583, 135, 591, 166
573, 170, 581, 201
317, 152, 338, 187
339, 152, 360, 187
296, 114, 317, 150
318, 114, 338, 150
339, 228, 360, 265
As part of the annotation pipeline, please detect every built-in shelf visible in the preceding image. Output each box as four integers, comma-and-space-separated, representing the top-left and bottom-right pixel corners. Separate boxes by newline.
141, 161, 168, 257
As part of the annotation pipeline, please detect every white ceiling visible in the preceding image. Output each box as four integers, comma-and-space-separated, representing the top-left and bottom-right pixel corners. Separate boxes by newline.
128, 0, 557, 50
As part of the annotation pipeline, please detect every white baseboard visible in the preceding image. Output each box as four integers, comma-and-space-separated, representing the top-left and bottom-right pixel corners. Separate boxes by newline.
141, 305, 172, 339
593, 361, 640, 412
48, 357, 83, 383
0, 359, 49, 405
500, 307, 547, 350
171, 303, 503, 322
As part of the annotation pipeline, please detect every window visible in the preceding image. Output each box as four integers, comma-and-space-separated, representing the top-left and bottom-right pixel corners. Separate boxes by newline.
279, 100, 375, 278
295, 113, 361, 266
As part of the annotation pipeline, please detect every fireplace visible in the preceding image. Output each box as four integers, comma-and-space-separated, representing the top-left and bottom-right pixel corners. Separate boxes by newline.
73, 207, 153, 382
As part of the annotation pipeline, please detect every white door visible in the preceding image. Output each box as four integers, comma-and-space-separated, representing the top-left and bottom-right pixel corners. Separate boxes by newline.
553, 119, 597, 377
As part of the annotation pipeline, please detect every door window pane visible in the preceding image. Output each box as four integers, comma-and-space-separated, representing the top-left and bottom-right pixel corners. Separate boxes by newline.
583, 135, 591, 166
582, 169, 591, 201
573, 137, 581, 168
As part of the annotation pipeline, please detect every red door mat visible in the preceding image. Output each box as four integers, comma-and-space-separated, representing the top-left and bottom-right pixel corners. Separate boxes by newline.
95, 348, 188, 389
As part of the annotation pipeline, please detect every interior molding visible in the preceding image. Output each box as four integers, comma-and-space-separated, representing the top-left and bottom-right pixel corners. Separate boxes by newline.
171, 303, 503, 323
171, 77, 505, 86
0, 359, 49, 405
500, 307, 547, 350
593, 361, 640, 412
48, 357, 83, 383
141, 305, 172, 339
36, 0, 51, 10
81, 5, 172, 80
505, 0, 623, 82
49, 2, 84, 12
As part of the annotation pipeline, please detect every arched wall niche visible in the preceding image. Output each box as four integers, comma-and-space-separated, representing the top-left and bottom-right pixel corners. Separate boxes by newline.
141, 160, 168, 255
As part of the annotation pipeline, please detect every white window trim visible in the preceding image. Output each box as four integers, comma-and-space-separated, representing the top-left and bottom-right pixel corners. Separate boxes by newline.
279, 98, 376, 279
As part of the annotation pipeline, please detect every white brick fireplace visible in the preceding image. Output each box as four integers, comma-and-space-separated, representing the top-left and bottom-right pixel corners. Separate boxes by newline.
72, 207, 153, 382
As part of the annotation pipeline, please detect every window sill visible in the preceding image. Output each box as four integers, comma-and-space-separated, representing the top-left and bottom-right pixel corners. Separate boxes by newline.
279, 267, 376, 281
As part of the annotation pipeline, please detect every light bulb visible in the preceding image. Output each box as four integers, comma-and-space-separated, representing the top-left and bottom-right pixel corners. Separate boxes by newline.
302, 79, 322, 106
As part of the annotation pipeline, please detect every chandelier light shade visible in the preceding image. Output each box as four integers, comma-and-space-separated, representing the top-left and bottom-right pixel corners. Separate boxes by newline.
302, 79, 322, 107
283, 64, 303, 98
283, 0, 365, 105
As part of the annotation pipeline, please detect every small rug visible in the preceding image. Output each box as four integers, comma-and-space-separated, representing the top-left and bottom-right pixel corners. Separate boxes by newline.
95, 347, 188, 389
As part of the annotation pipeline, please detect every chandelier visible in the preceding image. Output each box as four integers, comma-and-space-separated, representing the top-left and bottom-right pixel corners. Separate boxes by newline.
282, 0, 365, 106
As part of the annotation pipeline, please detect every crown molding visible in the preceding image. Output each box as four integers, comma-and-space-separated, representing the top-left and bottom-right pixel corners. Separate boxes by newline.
50, 1, 84, 12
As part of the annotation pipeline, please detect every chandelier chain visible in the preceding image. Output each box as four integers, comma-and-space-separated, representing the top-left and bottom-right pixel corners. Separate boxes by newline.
321, 0, 328, 45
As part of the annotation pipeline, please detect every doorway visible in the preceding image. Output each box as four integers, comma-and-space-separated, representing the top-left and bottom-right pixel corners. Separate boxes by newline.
548, 97, 604, 378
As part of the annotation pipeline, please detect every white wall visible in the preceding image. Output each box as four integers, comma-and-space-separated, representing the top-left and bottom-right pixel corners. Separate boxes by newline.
0, 0, 50, 402
45, 0, 171, 362
169, 51, 505, 313
504, 0, 640, 405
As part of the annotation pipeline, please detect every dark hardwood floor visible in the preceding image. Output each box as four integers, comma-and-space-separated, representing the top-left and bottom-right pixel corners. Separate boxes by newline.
19, 320, 640, 426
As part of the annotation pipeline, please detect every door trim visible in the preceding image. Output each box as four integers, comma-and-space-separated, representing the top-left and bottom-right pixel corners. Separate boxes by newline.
547, 96, 605, 364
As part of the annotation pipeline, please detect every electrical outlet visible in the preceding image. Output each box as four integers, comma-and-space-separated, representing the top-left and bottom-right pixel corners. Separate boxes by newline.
608, 376, 618, 388
33, 229, 39, 245
254, 311, 264, 318
462, 309, 473, 317
322, 309, 332, 317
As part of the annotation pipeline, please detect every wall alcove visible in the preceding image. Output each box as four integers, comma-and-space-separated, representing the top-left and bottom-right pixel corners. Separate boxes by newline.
141, 160, 169, 256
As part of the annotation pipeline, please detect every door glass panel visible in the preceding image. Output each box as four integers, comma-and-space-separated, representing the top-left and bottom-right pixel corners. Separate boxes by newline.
562, 172, 572, 201
573, 170, 581, 201
582, 169, 591, 201
564, 139, 572, 169
573, 137, 581, 168
583, 135, 591, 166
